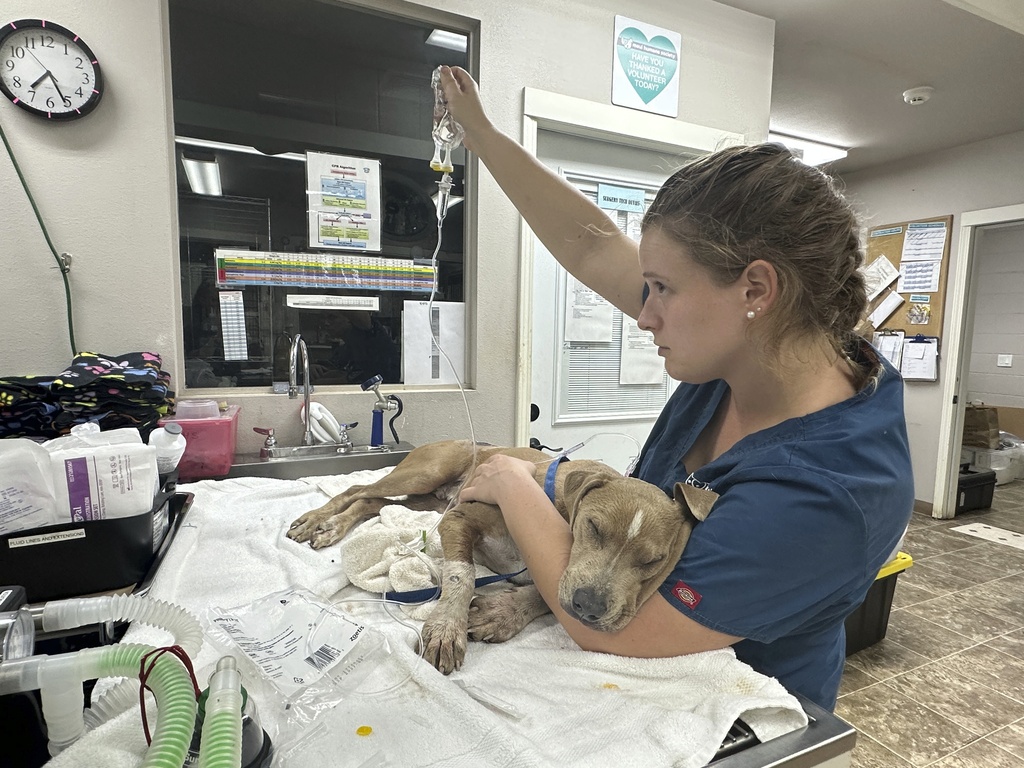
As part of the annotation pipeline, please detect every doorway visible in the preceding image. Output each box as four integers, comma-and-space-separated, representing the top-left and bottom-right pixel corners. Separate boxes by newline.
933, 203, 1024, 518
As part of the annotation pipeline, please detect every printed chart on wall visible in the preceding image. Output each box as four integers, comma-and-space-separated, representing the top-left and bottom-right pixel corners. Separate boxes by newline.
306, 151, 382, 251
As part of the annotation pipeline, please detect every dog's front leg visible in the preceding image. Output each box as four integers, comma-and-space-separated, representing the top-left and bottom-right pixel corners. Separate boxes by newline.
468, 585, 550, 643
421, 502, 494, 674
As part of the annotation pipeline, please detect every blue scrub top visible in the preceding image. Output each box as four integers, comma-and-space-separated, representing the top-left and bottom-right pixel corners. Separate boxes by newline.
635, 342, 914, 710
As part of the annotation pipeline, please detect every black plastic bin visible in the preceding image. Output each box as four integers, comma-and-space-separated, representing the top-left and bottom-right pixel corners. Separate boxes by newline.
957, 466, 996, 514
845, 552, 913, 656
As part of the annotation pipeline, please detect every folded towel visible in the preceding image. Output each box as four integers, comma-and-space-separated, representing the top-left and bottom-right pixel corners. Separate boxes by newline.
45, 471, 807, 768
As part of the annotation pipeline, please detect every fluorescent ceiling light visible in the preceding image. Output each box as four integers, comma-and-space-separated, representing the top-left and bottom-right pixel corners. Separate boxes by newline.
426, 29, 467, 52
768, 132, 848, 166
175, 136, 306, 162
181, 156, 223, 196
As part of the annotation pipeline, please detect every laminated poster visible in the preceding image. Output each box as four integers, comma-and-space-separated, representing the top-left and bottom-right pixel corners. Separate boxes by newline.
306, 151, 382, 251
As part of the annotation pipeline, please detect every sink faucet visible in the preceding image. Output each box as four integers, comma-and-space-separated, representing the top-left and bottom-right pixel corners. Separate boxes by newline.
288, 333, 313, 446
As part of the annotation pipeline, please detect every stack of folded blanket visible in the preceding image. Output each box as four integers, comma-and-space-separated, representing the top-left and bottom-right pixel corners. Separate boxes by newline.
0, 351, 174, 440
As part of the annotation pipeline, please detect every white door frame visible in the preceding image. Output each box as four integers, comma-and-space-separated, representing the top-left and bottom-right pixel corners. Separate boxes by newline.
932, 202, 1024, 518
512, 88, 744, 445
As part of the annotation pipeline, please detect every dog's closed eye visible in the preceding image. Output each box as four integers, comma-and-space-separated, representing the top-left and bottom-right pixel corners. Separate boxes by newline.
638, 554, 665, 569
587, 518, 603, 542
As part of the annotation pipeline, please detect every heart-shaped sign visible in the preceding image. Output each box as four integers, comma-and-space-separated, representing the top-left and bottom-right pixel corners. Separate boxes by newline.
616, 27, 678, 104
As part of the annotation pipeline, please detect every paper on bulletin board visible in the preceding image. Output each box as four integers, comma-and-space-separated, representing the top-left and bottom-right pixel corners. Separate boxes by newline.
402, 301, 465, 385
860, 255, 900, 302
565, 275, 614, 342
306, 151, 381, 251
868, 291, 904, 328
611, 15, 681, 118
871, 331, 905, 369
619, 318, 663, 384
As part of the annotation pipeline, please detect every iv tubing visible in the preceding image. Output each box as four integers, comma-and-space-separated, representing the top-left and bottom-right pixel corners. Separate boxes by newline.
0, 643, 197, 766
38, 594, 203, 729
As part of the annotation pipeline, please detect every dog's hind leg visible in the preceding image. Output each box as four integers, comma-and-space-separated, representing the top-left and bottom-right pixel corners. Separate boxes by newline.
468, 585, 550, 643
421, 501, 500, 674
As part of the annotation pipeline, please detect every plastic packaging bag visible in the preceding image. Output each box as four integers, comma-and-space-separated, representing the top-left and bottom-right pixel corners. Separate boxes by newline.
205, 587, 391, 733
45, 423, 159, 523
0, 439, 59, 534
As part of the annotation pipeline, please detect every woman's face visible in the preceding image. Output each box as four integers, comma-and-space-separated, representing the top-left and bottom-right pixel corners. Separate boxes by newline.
636, 228, 749, 383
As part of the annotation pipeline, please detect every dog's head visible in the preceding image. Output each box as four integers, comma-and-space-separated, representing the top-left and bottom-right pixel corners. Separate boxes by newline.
557, 470, 716, 632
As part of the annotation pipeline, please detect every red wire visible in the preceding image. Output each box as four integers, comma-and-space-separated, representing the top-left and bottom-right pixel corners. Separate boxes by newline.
137, 645, 201, 745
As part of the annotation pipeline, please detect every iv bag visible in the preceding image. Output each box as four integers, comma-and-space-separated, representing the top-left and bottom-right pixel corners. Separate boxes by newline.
430, 66, 464, 173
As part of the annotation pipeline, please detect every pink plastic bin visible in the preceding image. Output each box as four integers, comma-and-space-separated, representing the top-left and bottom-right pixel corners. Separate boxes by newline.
159, 405, 240, 481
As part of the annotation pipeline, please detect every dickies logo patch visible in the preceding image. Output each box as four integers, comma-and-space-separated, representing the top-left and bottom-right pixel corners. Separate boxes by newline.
672, 580, 702, 609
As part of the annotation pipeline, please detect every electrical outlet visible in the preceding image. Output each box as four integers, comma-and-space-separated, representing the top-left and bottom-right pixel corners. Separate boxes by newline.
997, 354, 1013, 368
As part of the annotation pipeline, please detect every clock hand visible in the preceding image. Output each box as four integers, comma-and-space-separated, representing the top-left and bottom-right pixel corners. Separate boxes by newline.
49, 76, 67, 104
26, 48, 53, 88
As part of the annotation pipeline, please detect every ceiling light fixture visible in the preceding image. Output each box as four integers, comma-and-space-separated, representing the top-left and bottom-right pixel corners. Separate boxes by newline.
175, 136, 306, 162
767, 132, 849, 166
426, 29, 467, 52
181, 155, 223, 196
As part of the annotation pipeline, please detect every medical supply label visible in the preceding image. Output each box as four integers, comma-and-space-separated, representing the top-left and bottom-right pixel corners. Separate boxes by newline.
211, 597, 366, 697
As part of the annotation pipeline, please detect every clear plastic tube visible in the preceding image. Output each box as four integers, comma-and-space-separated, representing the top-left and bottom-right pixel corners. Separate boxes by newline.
197, 657, 244, 768
39, 594, 202, 730
0, 643, 197, 766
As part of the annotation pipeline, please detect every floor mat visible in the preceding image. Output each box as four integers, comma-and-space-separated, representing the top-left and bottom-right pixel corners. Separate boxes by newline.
950, 522, 1024, 550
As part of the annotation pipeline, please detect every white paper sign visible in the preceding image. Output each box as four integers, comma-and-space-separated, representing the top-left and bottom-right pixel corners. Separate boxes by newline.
306, 151, 381, 251
619, 318, 663, 384
611, 16, 681, 118
402, 300, 466, 385
565, 276, 614, 342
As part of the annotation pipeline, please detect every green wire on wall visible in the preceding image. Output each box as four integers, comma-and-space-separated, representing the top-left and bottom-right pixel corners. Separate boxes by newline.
0, 117, 79, 357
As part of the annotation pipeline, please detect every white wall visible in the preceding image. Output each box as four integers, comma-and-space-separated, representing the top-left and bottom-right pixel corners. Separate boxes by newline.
0, 0, 773, 453
842, 129, 1024, 503
967, 223, 1024, 410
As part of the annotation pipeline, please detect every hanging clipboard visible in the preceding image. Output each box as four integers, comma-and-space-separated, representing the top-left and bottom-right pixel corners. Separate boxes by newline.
871, 330, 905, 370
900, 335, 939, 381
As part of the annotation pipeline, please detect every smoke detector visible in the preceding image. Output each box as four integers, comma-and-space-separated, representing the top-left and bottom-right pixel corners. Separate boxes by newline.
903, 86, 934, 105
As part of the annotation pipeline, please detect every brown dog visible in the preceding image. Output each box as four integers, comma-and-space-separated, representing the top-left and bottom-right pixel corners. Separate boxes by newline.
287, 440, 715, 673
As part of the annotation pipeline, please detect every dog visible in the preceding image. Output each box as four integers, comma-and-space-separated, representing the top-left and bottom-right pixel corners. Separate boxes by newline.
287, 440, 716, 673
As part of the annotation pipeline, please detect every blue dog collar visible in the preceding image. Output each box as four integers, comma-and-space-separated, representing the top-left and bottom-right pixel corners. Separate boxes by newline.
544, 455, 569, 503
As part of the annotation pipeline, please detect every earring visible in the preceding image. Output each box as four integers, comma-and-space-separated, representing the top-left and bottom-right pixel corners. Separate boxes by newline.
746, 310, 756, 320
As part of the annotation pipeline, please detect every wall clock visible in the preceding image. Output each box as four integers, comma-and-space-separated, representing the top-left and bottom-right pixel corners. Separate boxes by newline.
0, 19, 103, 120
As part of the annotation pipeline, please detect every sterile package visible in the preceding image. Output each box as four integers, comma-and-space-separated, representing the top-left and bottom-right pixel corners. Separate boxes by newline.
0, 438, 58, 534
45, 423, 160, 524
0, 423, 160, 535
205, 587, 391, 733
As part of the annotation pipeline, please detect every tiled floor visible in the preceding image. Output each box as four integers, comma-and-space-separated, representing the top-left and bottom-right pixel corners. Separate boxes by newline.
838, 479, 1024, 767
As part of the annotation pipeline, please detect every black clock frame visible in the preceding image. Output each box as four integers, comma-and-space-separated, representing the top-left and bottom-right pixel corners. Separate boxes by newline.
0, 18, 103, 120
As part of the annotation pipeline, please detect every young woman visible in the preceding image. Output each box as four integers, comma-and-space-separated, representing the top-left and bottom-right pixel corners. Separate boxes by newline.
441, 66, 913, 711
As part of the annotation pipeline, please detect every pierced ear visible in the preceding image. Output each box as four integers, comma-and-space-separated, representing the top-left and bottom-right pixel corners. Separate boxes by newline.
562, 470, 608, 523
673, 482, 719, 522
741, 259, 778, 312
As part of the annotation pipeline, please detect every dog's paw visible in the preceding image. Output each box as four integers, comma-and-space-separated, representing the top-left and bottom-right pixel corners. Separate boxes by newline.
309, 524, 346, 549
286, 511, 325, 543
421, 615, 468, 674
467, 589, 536, 643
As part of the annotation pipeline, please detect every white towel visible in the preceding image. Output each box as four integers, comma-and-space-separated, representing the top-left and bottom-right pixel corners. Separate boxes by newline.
44, 472, 807, 768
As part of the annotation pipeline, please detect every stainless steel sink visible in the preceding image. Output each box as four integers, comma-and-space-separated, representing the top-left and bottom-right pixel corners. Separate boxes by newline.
225, 441, 416, 480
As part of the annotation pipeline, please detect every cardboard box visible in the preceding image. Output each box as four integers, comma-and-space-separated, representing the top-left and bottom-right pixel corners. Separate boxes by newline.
159, 404, 240, 481
845, 552, 913, 656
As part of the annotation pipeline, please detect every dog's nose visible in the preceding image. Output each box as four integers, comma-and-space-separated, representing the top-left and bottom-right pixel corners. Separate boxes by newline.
571, 587, 607, 623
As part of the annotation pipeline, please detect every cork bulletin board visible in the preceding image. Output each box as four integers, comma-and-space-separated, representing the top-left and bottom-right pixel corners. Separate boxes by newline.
862, 214, 953, 339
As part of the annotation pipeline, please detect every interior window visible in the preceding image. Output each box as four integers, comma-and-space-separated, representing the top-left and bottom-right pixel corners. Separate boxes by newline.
168, 0, 469, 389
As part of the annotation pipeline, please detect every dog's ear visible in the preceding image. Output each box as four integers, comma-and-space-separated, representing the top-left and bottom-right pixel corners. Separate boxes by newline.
673, 482, 719, 522
562, 470, 608, 523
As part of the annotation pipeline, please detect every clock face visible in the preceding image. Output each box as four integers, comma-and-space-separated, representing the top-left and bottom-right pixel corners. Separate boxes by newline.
0, 19, 102, 120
